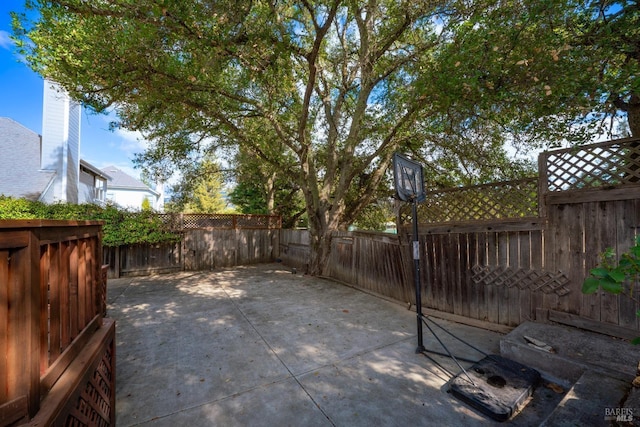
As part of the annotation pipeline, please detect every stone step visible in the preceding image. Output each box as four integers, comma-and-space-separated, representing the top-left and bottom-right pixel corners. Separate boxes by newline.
500, 321, 637, 387
499, 321, 638, 425
539, 370, 631, 426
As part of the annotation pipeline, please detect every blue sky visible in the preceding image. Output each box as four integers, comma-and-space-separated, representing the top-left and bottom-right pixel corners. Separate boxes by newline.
0, 0, 144, 178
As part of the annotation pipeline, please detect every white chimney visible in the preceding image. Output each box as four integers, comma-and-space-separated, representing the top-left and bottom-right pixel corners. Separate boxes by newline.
41, 79, 81, 203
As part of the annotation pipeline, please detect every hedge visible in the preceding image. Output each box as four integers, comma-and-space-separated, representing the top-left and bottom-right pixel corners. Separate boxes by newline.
0, 196, 180, 247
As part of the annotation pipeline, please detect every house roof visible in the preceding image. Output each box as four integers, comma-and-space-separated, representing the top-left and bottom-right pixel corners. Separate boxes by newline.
80, 159, 110, 180
101, 165, 159, 195
0, 117, 56, 201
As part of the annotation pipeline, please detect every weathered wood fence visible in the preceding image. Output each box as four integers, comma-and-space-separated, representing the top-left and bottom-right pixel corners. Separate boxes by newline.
0, 220, 115, 426
104, 214, 281, 278
280, 138, 640, 339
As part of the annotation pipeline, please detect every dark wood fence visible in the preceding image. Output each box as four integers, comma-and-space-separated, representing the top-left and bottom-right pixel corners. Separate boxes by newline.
0, 220, 115, 426
105, 214, 281, 278
281, 138, 640, 339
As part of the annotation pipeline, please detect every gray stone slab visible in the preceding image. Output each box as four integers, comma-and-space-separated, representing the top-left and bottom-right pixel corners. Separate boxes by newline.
540, 370, 631, 426
501, 321, 639, 385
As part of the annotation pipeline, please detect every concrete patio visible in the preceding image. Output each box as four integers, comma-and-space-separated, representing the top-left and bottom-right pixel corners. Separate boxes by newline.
106, 263, 633, 426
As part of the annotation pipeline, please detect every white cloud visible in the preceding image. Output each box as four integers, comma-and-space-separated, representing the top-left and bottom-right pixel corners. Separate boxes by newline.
0, 31, 14, 50
93, 110, 148, 155
114, 127, 148, 155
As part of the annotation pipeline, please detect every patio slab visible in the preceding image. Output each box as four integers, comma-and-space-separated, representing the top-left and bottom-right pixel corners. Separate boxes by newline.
108, 264, 564, 426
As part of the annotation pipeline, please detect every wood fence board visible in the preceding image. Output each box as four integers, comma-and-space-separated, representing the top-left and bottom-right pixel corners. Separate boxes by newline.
0, 250, 8, 403
8, 247, 28, 402
86, 239, 95, 325
438, 234, 450, 312
495, 232, 508, 325
566, 202, 585, 316
60, 242, 71, 349
466, 233, 479, 320
27, 232, 41, 417
518, 231, 533, 322
508, 231, 520, 326
449, 234, 461, 316
78, 240, 87, 331
475, 232, 488, 322
543, 205, 561, 312
530, 230, 544, 321
422, 234, 432, 308
582, 202, 602, 321
599, 200, 619, 324
486, 232, 499, 324
69, 241, 79, 339
39, 246, 49, 375
49, 243, 62, 364
459, 233, 471, 319
432, 234, 442, 309
616, 199, 639, 329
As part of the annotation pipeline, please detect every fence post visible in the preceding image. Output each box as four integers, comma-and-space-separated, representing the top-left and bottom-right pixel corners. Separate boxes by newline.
538, 151, 548, 219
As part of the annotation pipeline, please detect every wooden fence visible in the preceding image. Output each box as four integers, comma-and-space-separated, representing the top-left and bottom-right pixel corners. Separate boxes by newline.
281, 138, 640, 339
105, 228, 280, 278
0, 220, 115, 426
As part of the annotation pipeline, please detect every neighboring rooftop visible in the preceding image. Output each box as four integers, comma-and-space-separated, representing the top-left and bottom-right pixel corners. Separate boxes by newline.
101, 165, 157, 193
0, 117, 56, 201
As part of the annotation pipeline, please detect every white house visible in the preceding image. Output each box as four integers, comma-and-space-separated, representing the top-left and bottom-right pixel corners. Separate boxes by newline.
0, 80, 108, 203
101, 165, 163, 211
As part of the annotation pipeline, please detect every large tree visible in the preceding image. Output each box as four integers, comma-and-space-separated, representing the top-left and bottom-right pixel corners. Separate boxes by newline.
12, 0, 637, 274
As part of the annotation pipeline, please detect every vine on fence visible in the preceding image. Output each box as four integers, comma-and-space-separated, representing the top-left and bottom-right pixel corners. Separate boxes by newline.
582, 235, 640, 344
0, 196, 180, 247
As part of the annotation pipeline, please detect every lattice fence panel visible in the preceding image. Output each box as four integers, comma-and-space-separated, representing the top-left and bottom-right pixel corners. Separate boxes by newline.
402, 178, 538, 224
543, 138, 640, 192
158, 213, 281, 230
183, 214, 235, 229
471, 265, 570, 296
64, 336, 115, 427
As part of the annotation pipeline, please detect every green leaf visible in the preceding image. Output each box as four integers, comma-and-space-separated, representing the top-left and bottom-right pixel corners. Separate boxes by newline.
600, 279, 623, 294
582, 277, 601, 294
631, 337, 640, 345
589, 267, 610, 279
608, 269, 626, 283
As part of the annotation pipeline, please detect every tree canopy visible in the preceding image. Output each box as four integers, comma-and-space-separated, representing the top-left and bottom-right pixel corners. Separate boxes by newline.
12, 0, 639, 274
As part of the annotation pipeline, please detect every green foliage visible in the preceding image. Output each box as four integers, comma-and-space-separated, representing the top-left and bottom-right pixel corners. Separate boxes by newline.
228, 182, 268, 215
0, 197, 180, 247
228, 146, 306, 228
352, 202, 394, 232
0, 196, 45, 219
165, 153, 232, 214
583, 236, 640, 344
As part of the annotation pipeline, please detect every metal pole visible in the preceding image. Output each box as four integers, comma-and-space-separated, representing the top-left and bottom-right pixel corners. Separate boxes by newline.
412, 198, 425, 352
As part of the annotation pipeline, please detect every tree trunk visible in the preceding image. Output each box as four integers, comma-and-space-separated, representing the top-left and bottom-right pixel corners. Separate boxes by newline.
308, 227, 332, 276
627, 94, 640, 138
265, 173, 276, 213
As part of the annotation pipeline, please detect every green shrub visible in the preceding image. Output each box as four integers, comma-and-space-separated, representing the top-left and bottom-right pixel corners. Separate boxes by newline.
583, 236, 640, 344
0, 197, 180, 247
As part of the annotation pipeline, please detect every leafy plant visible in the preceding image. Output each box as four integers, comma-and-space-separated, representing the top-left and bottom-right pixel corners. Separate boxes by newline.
0, 197, 180, 247
582, 236, 640, 344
